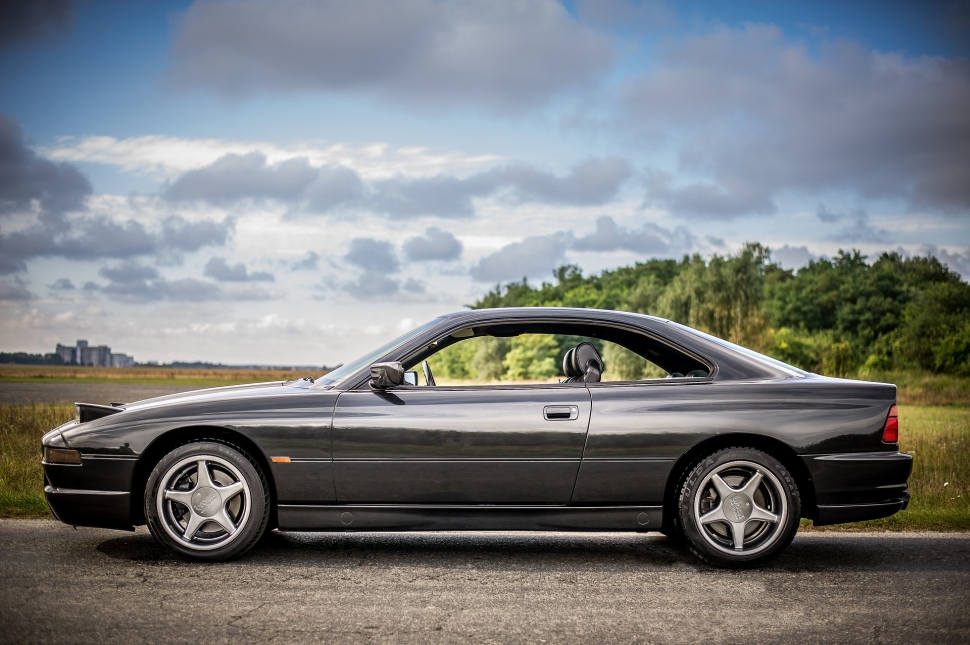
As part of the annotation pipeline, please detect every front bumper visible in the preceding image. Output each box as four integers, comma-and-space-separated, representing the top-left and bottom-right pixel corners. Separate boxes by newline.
45, 485, 133, 531
803, 451, 913, 525
43, 456, 137, 531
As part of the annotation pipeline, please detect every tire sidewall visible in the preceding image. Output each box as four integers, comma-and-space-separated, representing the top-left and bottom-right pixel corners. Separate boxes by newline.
678, 447, 800, 567
145, 441, 269, 562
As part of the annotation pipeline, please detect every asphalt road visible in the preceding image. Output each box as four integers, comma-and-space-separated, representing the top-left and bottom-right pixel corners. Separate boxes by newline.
1, 521, 968, 644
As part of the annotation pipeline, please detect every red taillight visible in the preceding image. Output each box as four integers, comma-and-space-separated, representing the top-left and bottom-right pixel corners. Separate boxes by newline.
883, 405, 899, 443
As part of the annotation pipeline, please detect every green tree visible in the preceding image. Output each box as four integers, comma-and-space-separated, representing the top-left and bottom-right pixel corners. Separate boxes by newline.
471, 337, 510, 381
503, 334, 560, 380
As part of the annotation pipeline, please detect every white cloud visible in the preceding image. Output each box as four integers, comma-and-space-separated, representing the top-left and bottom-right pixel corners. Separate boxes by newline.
43, 134, 501, 180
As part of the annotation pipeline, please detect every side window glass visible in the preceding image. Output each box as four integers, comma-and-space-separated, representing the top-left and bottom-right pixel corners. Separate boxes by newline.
600, 341, 668, 382
406, 325, 707, 387
424, 334, 563, 386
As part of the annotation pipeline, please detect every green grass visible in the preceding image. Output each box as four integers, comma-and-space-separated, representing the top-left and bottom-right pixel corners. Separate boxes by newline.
2, 403, 968, 530
0, 404, 73, 517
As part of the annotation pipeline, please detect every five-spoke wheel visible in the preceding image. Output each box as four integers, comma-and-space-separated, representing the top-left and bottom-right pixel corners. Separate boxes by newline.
679, 447, 800, 567
146, 442, 268, 561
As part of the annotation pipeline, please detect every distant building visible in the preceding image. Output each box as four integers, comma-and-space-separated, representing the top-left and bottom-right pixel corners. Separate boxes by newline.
110, 353, 134, 368
54, 340, 134, 367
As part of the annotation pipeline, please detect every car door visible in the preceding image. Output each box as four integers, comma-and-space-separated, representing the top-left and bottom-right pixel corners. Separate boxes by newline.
331, 384, 591, 504
572, 378, 713, 504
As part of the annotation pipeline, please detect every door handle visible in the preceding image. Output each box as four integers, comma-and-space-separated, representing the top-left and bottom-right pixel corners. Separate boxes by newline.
544, 405, 579, 421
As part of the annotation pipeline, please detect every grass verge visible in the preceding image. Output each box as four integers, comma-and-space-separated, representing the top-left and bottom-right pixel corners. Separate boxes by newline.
2, 403, 967, 530
0, 404, 73, 517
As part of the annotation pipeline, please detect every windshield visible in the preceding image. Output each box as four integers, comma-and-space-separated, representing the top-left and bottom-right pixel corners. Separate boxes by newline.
315, 318, 443, 387
669, 322, 808, 377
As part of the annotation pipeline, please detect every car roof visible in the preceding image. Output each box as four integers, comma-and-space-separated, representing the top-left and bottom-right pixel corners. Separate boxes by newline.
440, 307, 670, 325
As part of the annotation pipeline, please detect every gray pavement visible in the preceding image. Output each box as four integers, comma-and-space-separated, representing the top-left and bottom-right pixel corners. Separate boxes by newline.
0, 382, 203, 405
1, 520, 968, 644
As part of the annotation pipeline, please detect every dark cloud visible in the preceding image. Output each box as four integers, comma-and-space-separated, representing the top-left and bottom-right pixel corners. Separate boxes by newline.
920, 245, 970, 279
290, 251, 319, 271
644, 172, 775, 219
403, 227, 463, 261
401, 277, 426, 294
470, 218, 699, 283
0, 113, 90, 216
817, 205, 891, 244
364, 175, 485, 218
0, 0, 77, 49
470, 233, 571, 283
0, 214, 232, 274
166, 153, 631, 217
771, 245, 816, 271
303, 166, 365, 212
86, 261, 273, 302
348, 271, 400, 298
575, 0, 674, 32
49, 277, 74, 290
345, 238, 399, 274
340, 237, 417, 298
164, 152, 318, 203
815, 205, 843, 224
160, 216, 234, 252
99, 261, 158, 283
170, 0, 613, 113
0, 279, 32, 301
571, 215, 694, 254
488, 157, 632, 206
626, 25, 970, 217
204, 257, 274, 282
97, 276, 223, 302
365, 156, 630, 217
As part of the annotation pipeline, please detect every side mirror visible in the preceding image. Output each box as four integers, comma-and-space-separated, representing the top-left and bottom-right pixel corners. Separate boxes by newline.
369, 361, 405, 389
403, 370, 418, 386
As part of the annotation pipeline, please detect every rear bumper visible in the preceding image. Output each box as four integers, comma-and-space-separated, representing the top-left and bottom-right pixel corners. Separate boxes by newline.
45, 486, 134, 531
815, 492, 910, 526
802, 451, 913, 524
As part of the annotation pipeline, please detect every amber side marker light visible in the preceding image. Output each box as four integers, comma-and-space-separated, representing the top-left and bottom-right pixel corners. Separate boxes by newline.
883, 405, 899, 443
44, 447, 82, 465
271, 456, 291, 464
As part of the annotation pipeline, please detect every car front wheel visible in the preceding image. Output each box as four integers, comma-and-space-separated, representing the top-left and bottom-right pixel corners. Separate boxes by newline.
145, 441, 269, 562
678, 447, 800, 567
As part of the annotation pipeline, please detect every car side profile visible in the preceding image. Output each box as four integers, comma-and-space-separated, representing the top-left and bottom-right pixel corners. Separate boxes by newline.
42, 308, 912, 567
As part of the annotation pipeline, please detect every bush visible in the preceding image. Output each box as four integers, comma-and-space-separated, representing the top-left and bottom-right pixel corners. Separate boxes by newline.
935, 322, 970, 376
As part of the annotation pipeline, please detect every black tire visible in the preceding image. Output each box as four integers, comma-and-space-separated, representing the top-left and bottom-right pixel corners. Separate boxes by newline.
145, 441, 269, 562
678, 447, 800, 568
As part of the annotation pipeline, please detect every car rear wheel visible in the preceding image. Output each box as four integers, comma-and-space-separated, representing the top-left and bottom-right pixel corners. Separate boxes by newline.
145, 441, 269, 562
678, 447, 800, 568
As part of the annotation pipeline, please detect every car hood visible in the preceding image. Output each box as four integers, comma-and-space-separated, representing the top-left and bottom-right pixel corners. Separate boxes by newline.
119, 380, 308, 413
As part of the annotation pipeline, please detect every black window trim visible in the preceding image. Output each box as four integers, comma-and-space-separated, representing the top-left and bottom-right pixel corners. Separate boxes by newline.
345, 315, 719, 392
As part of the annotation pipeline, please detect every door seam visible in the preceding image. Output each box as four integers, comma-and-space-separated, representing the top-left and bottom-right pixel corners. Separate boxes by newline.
566, 385, 594, 505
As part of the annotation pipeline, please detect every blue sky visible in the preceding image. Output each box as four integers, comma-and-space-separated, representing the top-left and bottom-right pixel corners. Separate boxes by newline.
1, 0, 968, 365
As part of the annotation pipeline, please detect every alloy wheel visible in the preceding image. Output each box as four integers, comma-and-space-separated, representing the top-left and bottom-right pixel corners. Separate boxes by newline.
155, 454, 252, 551
691, 459, 788, 556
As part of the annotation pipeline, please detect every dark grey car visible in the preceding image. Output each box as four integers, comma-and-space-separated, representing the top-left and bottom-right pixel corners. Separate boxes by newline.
42, 307, 911, 567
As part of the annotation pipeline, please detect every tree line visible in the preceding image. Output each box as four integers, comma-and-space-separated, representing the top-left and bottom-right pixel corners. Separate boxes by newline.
466, 244, 970, 378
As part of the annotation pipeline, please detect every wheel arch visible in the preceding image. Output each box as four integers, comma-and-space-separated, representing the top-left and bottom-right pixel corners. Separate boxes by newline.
662, 433, 816, 527
129, 425, 278, 528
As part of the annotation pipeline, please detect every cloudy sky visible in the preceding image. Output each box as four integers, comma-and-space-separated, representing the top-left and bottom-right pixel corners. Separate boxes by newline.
1, 0, 968, 366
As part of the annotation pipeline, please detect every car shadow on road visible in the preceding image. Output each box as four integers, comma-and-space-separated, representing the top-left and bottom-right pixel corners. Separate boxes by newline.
95, 529, 970, 572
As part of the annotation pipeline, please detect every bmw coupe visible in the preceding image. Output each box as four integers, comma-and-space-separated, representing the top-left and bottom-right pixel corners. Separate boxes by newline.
42, 308, 912, 567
